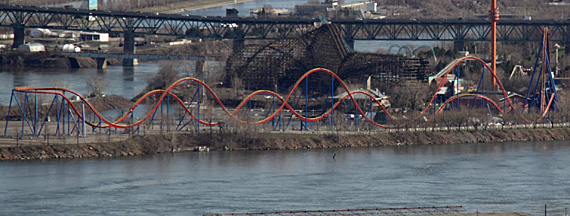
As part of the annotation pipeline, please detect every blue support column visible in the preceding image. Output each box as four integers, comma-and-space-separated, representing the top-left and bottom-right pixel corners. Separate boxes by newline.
545, 53, 560, 110
167, 93, 170, 132
131, 110, 135, 133
34, 93, 38, 136
271, 97, 275, 129
523, 41, 543, 110
197, 85, 201, 132
176, 87, 200, 131
149, 101, 160, 132
304, 76, 308, 131
482, 68, 485, 108
369, 98, 373, 128
82, 100, 86, 137
330, 76, 334, 130
4, 90, 14, 136
37, 95, 58, 136
10, 94, 24, 138
62, 96, 65, 136
67, 101, 70, 136
285, 90, 302, 130
55, 95, 60, 137
160, 94, 163, 132
21, 92, 28, 139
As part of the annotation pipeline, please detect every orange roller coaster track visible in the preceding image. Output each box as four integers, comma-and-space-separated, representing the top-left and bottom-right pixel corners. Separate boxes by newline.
4, 56, 558, 137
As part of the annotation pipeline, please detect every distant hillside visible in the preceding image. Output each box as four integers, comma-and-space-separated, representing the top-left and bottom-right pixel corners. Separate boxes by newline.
378, 0, 566, 20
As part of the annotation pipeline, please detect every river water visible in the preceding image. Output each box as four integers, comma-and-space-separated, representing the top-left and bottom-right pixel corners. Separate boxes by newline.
1, 140, 569, 215
0, 63, 160, 105
184, 0, 369, 17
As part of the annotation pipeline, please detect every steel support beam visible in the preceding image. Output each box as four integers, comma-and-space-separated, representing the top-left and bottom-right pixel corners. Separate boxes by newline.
11, 27, 25, 48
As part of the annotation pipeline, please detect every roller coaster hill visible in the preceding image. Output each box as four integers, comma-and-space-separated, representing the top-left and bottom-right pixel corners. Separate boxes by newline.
2, 24, 564, 138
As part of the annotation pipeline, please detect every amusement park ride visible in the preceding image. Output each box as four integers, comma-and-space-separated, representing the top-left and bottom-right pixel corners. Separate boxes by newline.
2, 0, 562, 138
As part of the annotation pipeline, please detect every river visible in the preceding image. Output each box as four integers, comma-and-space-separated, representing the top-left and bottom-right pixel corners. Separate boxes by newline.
0, 61, 225, 106
1, 140, 569, 215
183, 0, 371, 17
0, 63, 159, 105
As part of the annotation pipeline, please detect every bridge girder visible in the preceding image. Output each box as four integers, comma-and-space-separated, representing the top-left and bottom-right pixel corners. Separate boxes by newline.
0, 5, 568, 43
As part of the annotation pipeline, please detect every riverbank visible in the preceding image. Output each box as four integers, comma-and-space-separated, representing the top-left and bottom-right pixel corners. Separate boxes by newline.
0, 51, 122, 69
141, 0, 256, 14
2, 128, 570, 160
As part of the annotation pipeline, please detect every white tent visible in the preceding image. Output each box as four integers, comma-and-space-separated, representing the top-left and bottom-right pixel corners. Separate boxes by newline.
18, 43, 45, 52
62, 44, 81, 52
29, 28, 53, 38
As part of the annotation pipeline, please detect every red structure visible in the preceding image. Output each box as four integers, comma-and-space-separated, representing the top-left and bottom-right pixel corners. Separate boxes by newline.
490, 0, 499, 86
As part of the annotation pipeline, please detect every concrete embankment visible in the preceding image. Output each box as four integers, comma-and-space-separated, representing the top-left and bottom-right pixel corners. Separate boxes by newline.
2, 128, 570, 160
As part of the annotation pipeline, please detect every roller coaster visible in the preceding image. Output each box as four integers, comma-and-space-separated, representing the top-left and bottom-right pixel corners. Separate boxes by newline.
3, 47, 560, 138
2, 0, 562, 138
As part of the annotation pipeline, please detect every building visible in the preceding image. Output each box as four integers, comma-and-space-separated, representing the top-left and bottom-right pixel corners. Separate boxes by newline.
79, 32, 109, 42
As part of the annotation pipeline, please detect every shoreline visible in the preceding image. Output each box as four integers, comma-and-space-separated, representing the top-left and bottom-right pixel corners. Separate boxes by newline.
2, 127, 570, 161
164, 0, 257, 14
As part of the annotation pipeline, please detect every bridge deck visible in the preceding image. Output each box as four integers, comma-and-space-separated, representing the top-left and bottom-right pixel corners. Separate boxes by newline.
0, 5, 569, 42
60, 52, 221, 61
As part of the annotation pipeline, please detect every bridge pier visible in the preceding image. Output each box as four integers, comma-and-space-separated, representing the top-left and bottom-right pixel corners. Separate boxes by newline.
96, 58, 108, 69
564, 25, 570, 56
196, 59, 206, 75
68, 57, 80, 68
233, 39, 244, 52
122, 33, 137, 66
12, 27, 25, 49
453, 41, 465, 53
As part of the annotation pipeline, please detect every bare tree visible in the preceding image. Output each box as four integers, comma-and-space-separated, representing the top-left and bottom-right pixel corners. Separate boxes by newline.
501, 111, 520, 129
389, 80, 432, 111
86, 74, 109, 97
466, 108, 486, 130
437, 109, 467, 131
144, 63, 180, 92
